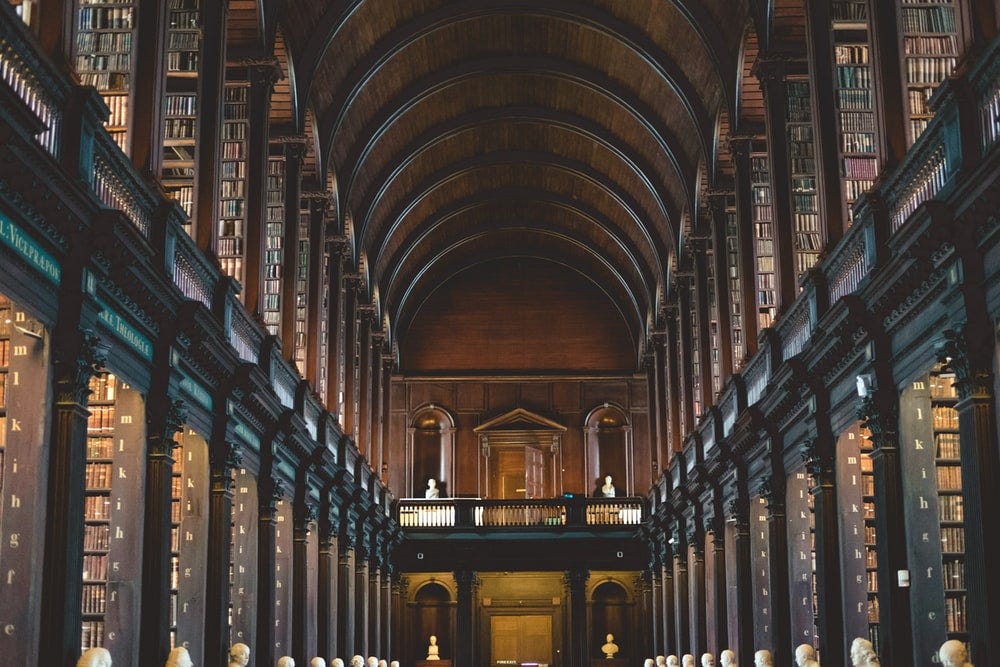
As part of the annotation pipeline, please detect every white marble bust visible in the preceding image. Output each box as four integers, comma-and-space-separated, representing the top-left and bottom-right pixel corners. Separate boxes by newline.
667, 655, 680, 667
601, 633, 619, 658
683, 654, 696, 667
645, 659, 655, 667
165, 647, 193, 667
390, 662, 400, 667
278, 657, 295, 667
425, 478, 440, 498
655, 656, 666, 667
309, 659, 326, 667
378, 660, 388, 667
939, 640, 972, 667
601, 475, 616, 497
366, 658, 378, 667
849, 638, 879, 667
794, 644, 819, 667
229, 643, 250, 667
426, 634, 441, 660
330, 660, 345, 667
753, 650, 773, 667
720, 649, 737, 667
702, 653, 716, 667
77, 647, 112, 667
349, 657, 364, 667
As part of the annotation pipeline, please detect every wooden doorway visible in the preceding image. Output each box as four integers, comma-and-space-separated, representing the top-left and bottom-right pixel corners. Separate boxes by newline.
490, 614, 553, 665
490, 445, 547, 499
475, 408, 567, 499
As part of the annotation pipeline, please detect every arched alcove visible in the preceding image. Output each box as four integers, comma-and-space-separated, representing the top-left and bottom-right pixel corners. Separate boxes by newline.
411, 581, 454, 662
590, 580, 631, 660
407, 405, 456, 497
585, 403, 633, 496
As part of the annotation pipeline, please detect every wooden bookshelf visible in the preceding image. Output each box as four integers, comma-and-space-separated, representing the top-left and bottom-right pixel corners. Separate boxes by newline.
81, 372, 116, 652
689, 275, 702, 418
263, 153, 286, 336
929, 370, 967, 641
899, 0, 960, 145
723, 197, 745, 368
859, 425, 880, 652
750, 151, 776, 330
293, 203, 311, 375
785, 78, 822, 278
0, 297, 9, 498
73, 0, 135, 153
162, 0, 202, 236
218, 82, 249, 289
169, 441, 183, 648
831, 0, 879, 226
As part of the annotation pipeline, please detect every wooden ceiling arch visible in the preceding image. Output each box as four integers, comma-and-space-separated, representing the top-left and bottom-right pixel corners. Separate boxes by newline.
272, 0, 753, 371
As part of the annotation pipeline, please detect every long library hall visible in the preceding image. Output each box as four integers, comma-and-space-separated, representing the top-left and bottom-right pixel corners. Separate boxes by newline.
1, 1, 999, 666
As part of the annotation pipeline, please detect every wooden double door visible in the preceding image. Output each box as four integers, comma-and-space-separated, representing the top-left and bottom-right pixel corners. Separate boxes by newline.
489, 445, 547, 499
490, 614, 554, 665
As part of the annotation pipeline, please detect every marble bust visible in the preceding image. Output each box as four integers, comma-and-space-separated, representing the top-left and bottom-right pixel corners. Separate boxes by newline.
331, 660, 345, 667
426, 634, 441, 660
229, 643, 250, 667
794, 644, 819, 667
682, 654, 696, 667
165, 647, 193, 667
753, 650, 773, 667
655, 656, 666, 667
938, 640, 972, 667
720, 650, 737, 667
849, 638, 880, 667
390, 662, 400, 667
309, 659, 326, 667
77, 647, 112, 667
601, 633, 619, 658
702, 653, 716, 667
277, 657, 295, 667
425, 478, 440, 499
601, 475, 616, 497
379, 660, 388, 667
366, 658, 378, 667
645, 659, 655, 667
349, 657, 364, 667
667, 655, 680, 667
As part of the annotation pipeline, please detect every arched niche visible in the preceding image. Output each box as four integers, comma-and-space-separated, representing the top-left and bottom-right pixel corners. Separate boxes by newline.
411, 581, 455, 662
585, 403, 633, 496
589, 579, 632, 660
406, 405, 456, 498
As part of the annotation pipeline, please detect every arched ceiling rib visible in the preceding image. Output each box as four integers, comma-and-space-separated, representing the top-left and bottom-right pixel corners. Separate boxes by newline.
277, 0, 750, 367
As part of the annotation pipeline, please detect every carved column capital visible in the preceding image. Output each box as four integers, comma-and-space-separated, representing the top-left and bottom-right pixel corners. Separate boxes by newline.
56, 328, 107, 404
800, 438, 833, 487
857, 394, 898, 453
939, 327, 994, 401
564, 568, 589, 591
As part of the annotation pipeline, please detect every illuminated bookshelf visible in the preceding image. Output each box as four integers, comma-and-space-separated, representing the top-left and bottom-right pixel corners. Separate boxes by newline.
750, 151, 776, 330
73, 0, 135, 153
723, 196, 745, 369
786, 78, 822, 278
0, 297, 9, 495
263, 154, 286, 336
218, 83, 249, 288
832, 0, 878, 226
899, 0, 960, 145
294, 203, 311, 375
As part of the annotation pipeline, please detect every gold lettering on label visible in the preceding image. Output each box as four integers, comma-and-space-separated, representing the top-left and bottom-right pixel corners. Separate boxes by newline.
115, 526, 124, 539
11, 371, 18, 386
110, 590, 117, 603
12, 345, 26, 357
3, 624, 14, 636
187, 478, 195, 488
14, 312, 24, 323
9, 534, 19, 548
6, 569, 14, 584
120, 415, 133, 424
118, 439, 125, 453
10, 419, 21, 432
9, 495, 20, 509
10, 459, 15, 474
184, 568, 192, 579
118, 467, 126, 479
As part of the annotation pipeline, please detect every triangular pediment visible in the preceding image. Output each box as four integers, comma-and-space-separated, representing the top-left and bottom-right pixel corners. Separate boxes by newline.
473, 407, 567, 433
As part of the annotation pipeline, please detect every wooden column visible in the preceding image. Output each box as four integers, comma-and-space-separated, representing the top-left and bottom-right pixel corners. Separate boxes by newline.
130, 0, 167, 174
280, 138, 307, 352
293, 497, 317, 664
672, 530, 690, 655
689, 529, 708, 655
343, 277, 360, 441
317, 506, 339, 661
804, 0, 848, 242
357, 306, 374, 459
708, 517, 729, 654
753, 56, 798, 312
728, 469, 755, 666
39, 324, 105, 667
139, 388, 186, 665
660, 539, 675, 655
869, 0, 908, 167
652, 331, 669, 470
304, 196, 330, 388
858, 368, 914, 667
203, 441, 241, 667
677, 278, 696, 433
325, 241, 348, 412
337, 530, 357, 659
761, 468, 792, 667
392, 575, 407, 664
692, 238, 714, 407
665, 306, 683, 457
728, 136, 759, 356
370, 333, 385, 473
256, 475, 283, 667
241, 60, 280, 314
380, 352, 394, 479
644, 350, 660, 470
192, 0, 228, 249
380, 566, 393, 661
566, 568, 589, 666
707, 192, 734, 380
354, 540, 370, 655
650, 564, 663, 655
369, 557, 381, 657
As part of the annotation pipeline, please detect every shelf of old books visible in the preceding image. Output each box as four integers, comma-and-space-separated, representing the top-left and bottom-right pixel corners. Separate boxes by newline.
73, 0, 135, 153
750, 150, 776, 330
899, 0, 961, 145
786, 78, 822, 279
723, 196, 745, 369
263, 152, 286, 337
293, 203, 311, 376
218, 82, 250, 288
0, 297, 8, 496
162, 0, 201, 235
831, 0, 878, 226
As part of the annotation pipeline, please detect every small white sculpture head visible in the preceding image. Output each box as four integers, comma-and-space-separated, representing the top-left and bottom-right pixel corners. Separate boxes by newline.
366, 658, 378, 667
645, 659, 656, 667
378, 660, 388, 667
655, 657, 666, 667
429, 635, 437, 646
667, 655, 680, 667
794, 644, 816, 667
702, 653, 716, 667
720, 649, 737, 667
938, 640, 969, 667
391, 662, 400, 667
165, 647, 193, 667
229, 643, 251, 667
77, 647, 112, 667
683, 654, 696, 667
331, 660, 345, 667
309, 659, 327, 667
349, 657, 364, 667
849, 638, 878, 667
753, 650, 773, 667
277, 657, 295, 667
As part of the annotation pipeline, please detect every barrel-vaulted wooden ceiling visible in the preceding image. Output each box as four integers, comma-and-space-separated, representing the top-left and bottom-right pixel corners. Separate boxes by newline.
271, 0, 754, 371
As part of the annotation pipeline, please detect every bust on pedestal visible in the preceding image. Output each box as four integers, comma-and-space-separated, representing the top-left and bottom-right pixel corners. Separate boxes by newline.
720, 650, 737, 667
849, 639, 880, 667
939, 640, 972, 667
165, 648, 192, 667
601, 476, 616, 497
229, 644, 250, 667
77, 648, 112, 667
425, 479, 440, 499
601, 633, 619, 658
427, 634, 441, 659
794, 644, 819, 667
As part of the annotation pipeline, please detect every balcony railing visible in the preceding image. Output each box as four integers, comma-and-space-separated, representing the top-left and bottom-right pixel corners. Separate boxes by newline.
397, 497, 645, 529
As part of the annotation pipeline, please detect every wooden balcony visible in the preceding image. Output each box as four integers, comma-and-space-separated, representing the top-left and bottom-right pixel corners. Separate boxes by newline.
396, 496, 645, 530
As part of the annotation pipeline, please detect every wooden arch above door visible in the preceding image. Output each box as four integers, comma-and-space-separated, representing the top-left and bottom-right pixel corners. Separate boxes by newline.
474, 408, 567, 499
